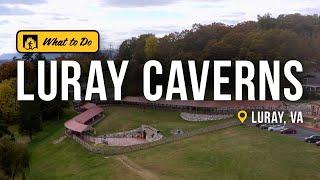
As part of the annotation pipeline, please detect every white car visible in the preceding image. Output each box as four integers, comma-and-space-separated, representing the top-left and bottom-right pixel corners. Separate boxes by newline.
268, 125, 285, 132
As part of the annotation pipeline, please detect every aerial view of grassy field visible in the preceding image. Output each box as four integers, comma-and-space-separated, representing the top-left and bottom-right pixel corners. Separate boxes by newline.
27, 107, 320, 180
1, 0, 320, 179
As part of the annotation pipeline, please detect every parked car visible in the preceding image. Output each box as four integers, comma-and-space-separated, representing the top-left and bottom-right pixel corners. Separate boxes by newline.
260, 124, 273, 129
280, 128, 297, 134
316, 141, 320, 146
255, 123, 262, 127
304, 135, 320, 143
268, 125, 285, 132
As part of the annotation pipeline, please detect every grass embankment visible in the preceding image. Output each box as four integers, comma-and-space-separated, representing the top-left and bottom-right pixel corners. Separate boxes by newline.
94, 106, 231, 136
27, 108, 140, 179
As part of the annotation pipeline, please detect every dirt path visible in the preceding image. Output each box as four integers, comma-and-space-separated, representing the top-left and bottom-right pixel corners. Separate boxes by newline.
115, 155, 160, 180
52, 135, 66, 144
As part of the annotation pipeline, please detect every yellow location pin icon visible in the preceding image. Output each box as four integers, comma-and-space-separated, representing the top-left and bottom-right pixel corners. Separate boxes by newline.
237, 110, 247, 123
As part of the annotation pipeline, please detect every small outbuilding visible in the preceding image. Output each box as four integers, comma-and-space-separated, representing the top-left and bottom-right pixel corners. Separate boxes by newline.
311, 101, 320, 118
65, 104, 103, 135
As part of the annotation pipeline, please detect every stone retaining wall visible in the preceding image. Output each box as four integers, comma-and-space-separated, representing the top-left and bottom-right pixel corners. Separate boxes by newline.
83, 125, 163, 145
69, 135, 95, 151
180, 112, 233, 122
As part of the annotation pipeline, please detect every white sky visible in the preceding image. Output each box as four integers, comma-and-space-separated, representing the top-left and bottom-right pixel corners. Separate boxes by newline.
0, 0, 319, 55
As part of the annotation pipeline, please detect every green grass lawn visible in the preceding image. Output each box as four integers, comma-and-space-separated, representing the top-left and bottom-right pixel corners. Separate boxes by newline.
127, 126, 320, 180
28, 108, 140, 180
28, 106, 320, 180
94, 106, 232, 136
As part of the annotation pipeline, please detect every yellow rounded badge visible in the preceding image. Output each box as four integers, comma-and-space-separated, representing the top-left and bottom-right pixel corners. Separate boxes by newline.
237, 110, 247, 123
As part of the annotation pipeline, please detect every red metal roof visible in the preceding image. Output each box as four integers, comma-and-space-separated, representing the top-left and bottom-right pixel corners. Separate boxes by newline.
80, 103, 97, 110
122, 96, 284, 109
64, 120, 89, 133
64, 105, 103, 133
311, 101, 320, 106
72, 107, 104, 124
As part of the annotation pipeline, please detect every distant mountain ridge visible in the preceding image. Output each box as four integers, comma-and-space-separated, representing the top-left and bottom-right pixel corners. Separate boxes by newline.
0, 49, 118, 61
0, 53, 62, 61
0, 53, 21, 60
0, 60, 9, 64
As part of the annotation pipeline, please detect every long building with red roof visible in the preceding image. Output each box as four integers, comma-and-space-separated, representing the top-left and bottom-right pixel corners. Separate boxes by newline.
65, 103, 103, 134
122, 96, 285, 112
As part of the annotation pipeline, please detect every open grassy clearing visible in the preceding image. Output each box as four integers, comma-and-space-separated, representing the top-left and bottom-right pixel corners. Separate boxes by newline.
127, 126, 320, 180
94, 106, 232, 136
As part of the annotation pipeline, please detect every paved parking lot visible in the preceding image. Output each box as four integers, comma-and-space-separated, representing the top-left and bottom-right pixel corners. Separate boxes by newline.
247, 122, 320, 141
286, 124, 320, 141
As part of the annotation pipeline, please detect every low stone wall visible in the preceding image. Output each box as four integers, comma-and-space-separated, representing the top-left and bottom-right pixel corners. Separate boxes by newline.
180, 112, 233, 122
69, 134, 96, 151
68, 121, 241, 156
83, 125, 163, 145
97, 127, 142, 138
96, 125, 163, 142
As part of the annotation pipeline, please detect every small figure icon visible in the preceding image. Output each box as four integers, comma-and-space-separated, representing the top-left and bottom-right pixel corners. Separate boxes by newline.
23, 35, 38, 50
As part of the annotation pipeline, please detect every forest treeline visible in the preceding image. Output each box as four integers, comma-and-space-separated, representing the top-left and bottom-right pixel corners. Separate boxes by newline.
0, 54, 64, 180
116, 13, 320, 96
118, 13, 320, 61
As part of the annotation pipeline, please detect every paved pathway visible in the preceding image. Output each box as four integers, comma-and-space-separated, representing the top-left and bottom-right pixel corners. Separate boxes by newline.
106, 138, 148, 146
52, 135, 67, 144
92, 137, 148, 146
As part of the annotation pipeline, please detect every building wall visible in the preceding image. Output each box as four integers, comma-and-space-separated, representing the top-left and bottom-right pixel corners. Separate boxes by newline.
142, 125, 163, 142
311, 104, 320, 117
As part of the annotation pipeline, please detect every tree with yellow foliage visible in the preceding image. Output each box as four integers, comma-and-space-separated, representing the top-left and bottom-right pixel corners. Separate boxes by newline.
144, 35, 158, 59
0, 78, 19, 124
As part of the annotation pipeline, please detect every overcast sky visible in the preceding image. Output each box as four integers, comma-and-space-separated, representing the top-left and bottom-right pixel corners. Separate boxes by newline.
0, 0, 319, 55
